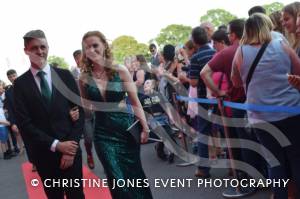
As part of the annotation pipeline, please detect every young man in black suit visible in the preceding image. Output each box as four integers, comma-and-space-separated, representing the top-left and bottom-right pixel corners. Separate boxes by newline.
14, 30, 85, 199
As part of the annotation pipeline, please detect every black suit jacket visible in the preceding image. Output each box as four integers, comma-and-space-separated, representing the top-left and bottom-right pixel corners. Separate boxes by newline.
13, 66, 84, 164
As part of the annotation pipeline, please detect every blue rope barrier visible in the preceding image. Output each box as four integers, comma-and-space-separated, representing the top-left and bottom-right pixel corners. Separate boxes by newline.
176, 96, 218, 105
176, 96, 300, 114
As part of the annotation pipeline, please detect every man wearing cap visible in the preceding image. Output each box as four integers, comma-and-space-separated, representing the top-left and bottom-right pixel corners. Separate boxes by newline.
13, 30, 85, 199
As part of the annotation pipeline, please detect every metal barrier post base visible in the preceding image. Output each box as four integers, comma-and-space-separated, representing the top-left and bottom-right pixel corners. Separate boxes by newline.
222, 186, 257, 198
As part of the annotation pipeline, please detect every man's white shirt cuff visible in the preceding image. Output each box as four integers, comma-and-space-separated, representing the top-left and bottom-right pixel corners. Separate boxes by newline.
50, 139, 59, 152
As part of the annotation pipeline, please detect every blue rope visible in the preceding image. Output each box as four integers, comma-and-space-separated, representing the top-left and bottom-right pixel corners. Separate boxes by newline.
176, 96, 300, 114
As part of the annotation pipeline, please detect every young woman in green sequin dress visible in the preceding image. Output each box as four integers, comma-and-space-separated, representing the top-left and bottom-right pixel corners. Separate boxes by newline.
79, 31, 153, 199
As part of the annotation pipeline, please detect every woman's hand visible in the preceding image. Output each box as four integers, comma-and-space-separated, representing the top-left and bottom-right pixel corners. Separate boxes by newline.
140, 129, 150, 144
288, 74, 300, 90
178, 72, 187, 82
157, 65, 165, 77
69, 106, 79, 122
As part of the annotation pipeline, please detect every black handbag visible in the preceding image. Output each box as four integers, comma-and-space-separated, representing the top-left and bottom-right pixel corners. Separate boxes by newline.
124, 93, 142, 144
126, 119, 142, 143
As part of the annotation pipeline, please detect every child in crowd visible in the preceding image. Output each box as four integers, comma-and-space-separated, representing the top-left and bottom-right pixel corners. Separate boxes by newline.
140, 79, 178, 163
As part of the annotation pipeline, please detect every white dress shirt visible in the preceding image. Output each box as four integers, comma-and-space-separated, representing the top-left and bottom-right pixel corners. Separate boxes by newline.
30, 64, 52, 93
30, 64, 58, 152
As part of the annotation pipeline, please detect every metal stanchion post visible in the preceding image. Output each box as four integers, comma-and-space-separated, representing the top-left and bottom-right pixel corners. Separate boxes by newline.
217, 98, 256, 198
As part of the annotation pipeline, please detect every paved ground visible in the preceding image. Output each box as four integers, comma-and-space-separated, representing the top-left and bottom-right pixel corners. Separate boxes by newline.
0, 141, 271, 199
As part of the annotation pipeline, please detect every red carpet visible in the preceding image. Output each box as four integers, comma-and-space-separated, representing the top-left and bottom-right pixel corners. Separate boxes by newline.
22, 162, 112, 199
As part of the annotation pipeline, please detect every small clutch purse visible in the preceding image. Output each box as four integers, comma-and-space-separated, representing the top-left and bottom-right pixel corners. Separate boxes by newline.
126, 120, 142, 144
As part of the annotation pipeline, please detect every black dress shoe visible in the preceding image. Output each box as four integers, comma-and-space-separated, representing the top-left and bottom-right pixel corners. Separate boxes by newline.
6, 149, 17, 157
155, 143, 167, 161
195, 169, 211, 179
87, 155, 95, 170
3, 151, 12, 159
32, 165, 37, 172
168, 153, 174, 163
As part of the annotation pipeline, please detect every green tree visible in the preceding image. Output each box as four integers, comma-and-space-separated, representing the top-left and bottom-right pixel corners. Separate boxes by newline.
48, 55, 69, 70
154, 24, 192, 48
112, 35, 149, 63
263, 2, 284, 15
200, 9, 237, 28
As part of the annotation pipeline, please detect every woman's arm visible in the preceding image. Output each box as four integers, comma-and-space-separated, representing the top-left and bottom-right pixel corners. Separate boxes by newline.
201, 64, 226, 97
163, 71, 179, 83
163, 62, 180, 83
282, 42, 300, 76
118, 66, 150, 143
0, 119, 10, 126
288, 75, 300, 90
281, 42, 300, 90
135, 69, 145, 87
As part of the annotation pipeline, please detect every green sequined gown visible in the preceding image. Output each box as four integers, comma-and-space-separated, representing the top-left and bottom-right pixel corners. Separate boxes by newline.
84, 73, 153, 199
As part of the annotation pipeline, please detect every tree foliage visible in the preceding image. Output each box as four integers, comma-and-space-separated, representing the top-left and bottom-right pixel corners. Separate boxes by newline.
48, 55, 69, 70
154, 24, 192, 48
112, 35, 149, 63
263, 2, 284, 15
200, 9, 237, 28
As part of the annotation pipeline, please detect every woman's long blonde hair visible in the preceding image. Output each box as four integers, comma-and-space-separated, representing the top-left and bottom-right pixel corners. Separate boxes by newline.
240, 13, 272, 45
269, 11, 285, 35
81, 31, 116, 80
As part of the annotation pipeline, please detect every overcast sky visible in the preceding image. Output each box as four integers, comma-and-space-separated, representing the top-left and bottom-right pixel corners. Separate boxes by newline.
0, 0, 294, 83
